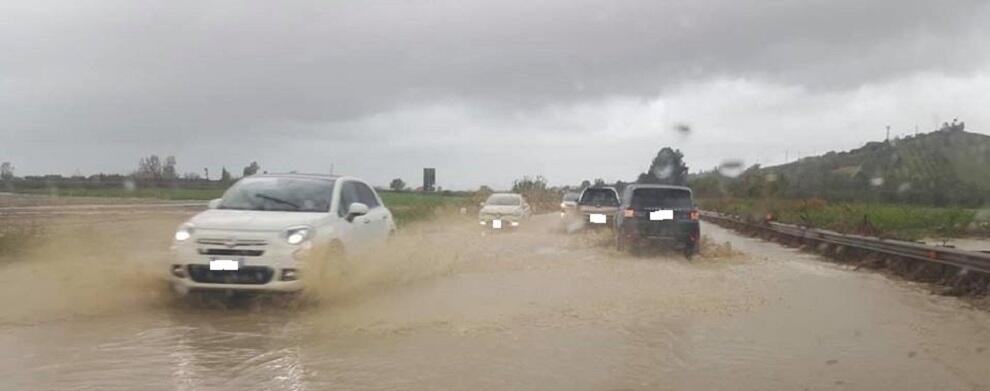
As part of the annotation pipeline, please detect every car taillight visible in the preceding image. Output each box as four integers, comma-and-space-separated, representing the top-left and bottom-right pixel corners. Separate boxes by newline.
689, 209, 700, 220
623, 208, 635, 218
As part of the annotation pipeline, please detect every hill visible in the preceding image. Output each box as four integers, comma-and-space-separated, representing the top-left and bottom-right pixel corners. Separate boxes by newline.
691, 124, 990, 207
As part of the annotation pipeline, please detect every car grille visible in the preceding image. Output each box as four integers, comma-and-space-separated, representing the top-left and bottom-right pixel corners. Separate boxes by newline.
195, 238, 268, 247
187, 265, 274, 285
198, 248, 264, 256
482, 214, 513, 220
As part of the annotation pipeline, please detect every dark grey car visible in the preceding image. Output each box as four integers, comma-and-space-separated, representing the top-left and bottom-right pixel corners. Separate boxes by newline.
613, 184, 700, 257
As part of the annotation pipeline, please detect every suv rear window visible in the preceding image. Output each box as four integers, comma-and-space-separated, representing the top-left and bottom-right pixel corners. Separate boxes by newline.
630, 188, 692, 209
579, 188, 619, 206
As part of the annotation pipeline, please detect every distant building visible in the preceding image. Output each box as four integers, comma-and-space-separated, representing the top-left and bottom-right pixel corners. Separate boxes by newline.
423, 168, 436, 192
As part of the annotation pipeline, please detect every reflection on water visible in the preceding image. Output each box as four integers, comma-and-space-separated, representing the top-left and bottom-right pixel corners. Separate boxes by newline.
164, 309, 308, 390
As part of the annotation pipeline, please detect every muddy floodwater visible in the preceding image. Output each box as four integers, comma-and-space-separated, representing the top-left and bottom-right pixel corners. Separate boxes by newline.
1, 207, 990, 390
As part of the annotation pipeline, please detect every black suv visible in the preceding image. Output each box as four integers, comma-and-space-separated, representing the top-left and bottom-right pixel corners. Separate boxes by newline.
614, 184, 700, 256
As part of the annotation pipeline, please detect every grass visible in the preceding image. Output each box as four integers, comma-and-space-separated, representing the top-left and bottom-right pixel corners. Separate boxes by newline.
11, 187, 225, 201
379, 191, 474, 226
699, 197, 990, 240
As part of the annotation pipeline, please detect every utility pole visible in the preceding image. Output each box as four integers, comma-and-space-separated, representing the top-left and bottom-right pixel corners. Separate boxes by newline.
330, 163, 334, 175
885, 125, 890, 142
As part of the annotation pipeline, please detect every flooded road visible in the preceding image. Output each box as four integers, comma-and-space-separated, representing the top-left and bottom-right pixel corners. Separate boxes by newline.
1, 210, 989, 390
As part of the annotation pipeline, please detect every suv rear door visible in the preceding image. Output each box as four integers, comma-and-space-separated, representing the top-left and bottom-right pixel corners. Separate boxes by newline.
579, 187, 620, 223
624, 187, 695, 235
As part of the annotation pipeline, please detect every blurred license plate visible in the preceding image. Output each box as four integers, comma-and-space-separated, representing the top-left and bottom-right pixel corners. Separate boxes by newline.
649, 210, 674, 221
589, 214, 607, 224
492, 219, 502, 229
209, 259, 239, 271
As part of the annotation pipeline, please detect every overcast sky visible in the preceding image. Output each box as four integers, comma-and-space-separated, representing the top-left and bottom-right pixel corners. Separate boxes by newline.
3, 0, 990, 189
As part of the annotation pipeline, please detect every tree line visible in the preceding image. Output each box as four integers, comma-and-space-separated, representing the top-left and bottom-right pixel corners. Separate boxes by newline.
0, 155, 265, 190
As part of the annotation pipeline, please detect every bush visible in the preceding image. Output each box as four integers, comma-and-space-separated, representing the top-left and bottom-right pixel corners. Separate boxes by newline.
699, 197, 982, 240
511, 176, 561, 213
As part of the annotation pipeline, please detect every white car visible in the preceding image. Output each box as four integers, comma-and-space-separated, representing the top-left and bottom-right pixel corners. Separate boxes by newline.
169, 173, 396, 295
478, 193, 531, 229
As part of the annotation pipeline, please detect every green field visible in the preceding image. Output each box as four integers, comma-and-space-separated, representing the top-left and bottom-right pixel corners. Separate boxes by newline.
11, 187, 226, 200
699, 197, 990, 240
4, 187, 473, 227
0, 188, 474, 256
378, 191, 475, 226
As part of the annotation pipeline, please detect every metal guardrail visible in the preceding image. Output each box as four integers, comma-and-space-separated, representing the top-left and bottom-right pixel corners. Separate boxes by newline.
700, 210, 990, 275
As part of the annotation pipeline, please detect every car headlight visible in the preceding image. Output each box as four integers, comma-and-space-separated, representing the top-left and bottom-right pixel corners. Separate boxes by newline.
174, 223, 194, 241
284, 226, 313, 245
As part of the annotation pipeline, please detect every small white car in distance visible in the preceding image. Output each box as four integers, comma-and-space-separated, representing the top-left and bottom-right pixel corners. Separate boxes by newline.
169, 173, 396, 295
478, 193, 531, 229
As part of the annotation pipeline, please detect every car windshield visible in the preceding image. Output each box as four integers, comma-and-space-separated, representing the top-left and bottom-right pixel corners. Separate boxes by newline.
563, 192, 580, 202
219, 177, 334, 212
580, 188, 619, 206
630, 188, 692, 209
486, 194, 520, 206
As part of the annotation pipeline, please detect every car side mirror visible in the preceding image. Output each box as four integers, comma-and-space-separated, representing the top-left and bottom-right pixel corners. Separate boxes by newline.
207, 198, 222, 209
346, 202, 369, 222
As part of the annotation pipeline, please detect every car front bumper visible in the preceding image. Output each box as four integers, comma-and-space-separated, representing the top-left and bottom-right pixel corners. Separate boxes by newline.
479, 216, 522, 228
169, 272, 304, 295
170, 240, 308, 295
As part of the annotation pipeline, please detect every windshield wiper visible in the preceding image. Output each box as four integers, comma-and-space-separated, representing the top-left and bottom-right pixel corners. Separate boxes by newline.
254, 193, 300, 210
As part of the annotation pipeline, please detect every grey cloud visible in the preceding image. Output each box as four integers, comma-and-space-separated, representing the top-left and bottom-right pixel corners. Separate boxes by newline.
2, 0, 989, 182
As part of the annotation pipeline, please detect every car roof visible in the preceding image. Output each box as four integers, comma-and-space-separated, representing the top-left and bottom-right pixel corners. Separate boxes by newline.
620, 184, 694, 205
253, 173, 341, 181
624, 184, 692, 192
489, 192, 521, 197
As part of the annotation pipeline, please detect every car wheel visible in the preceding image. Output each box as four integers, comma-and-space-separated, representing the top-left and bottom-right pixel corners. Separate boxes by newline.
323, 241, 346, 279
683, 240, 699, 260
615, 233, 627, 252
